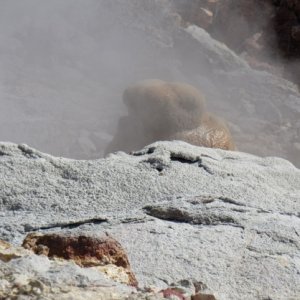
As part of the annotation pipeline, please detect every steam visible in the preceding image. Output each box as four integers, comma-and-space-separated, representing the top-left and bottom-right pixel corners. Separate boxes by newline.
0, 0, 178, 158
0, 0, 299, 166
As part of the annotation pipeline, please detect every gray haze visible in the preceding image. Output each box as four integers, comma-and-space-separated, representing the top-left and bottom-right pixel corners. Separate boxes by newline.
0, 0, 299, 165
0, 0, 179, 158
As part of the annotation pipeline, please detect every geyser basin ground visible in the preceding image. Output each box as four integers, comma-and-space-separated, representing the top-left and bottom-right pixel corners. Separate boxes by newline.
0, 141, 299, 299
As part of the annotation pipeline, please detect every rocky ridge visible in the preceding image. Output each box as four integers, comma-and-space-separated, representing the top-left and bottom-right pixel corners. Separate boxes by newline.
171, 0, 300, 86
0, 141, 299, 299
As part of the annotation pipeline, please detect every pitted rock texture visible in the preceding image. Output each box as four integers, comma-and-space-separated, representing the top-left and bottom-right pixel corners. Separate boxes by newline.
22, 232, 138, 287
0, 141, 299, 299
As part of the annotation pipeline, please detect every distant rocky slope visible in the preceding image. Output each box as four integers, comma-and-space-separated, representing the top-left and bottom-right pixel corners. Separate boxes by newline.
0, 141, 299, 299
171, 0, 300, 86
1, 0, 299, 166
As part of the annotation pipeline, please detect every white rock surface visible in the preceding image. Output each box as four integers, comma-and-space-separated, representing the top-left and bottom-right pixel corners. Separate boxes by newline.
0, 141, 299, 299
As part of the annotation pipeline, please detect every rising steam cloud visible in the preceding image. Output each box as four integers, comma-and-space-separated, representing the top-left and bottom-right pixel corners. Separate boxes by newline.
0, 0, 179, 158
0, 0, 299, 166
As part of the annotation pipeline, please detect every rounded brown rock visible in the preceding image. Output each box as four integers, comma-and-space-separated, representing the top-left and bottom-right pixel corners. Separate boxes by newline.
171, 113, 236, 151
123, 79, 206, 136
22, 232, 138, 287
106, 79, 206, 154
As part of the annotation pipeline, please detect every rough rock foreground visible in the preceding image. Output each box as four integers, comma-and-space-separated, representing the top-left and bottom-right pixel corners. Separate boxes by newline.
0, 141, 299, 299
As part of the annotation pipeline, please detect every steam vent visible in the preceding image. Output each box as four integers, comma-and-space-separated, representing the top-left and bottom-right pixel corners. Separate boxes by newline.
0, 1, 299, 299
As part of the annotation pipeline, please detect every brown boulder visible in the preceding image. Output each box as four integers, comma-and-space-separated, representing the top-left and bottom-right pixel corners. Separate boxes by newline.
171, 113, 236, 151
106, 79, 208, 154
123, 79, 206, 135
22, 232, 138, 287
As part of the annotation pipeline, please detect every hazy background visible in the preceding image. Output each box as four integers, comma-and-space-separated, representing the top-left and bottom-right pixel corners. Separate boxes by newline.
0, 0, 299, 165
0, 0, 181, 158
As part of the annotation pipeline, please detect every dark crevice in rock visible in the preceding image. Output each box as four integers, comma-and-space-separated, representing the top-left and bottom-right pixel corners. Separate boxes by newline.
120, 217, 148, 224
188, 195, 247, 207
144, 206, 193, 223
256, 209, 300, 219
24, 217, 107, 232
187, 195, 216, 205
279, 211, 300, 219
246, 244, 297, 259
222, 156, 236, 160
143, 205, 243, 228
132, 146, 156, 156
187, 196, 262, 213
47, 160, 63, 172
200, 154, 220, 161
154, 164, 164, 172
61, 169, 80, 181
17, 144, 42, 159
255, 230, 299, 248
170, 153, 200, 164
141, 151, 216, 175
257, 209, 272, 213
169, 153, 214, 175
143, 158, 167, 173
218, 197, 246, 207
230, 208, 249, 213
198, 159, 214, 175
194, 214, 243, 228
170, 156, 198, 164
246, 245, 284, 256
0, 150, 10, 156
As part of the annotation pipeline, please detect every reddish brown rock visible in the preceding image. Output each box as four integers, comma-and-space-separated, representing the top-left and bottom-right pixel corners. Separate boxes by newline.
22, 232, 138, 287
